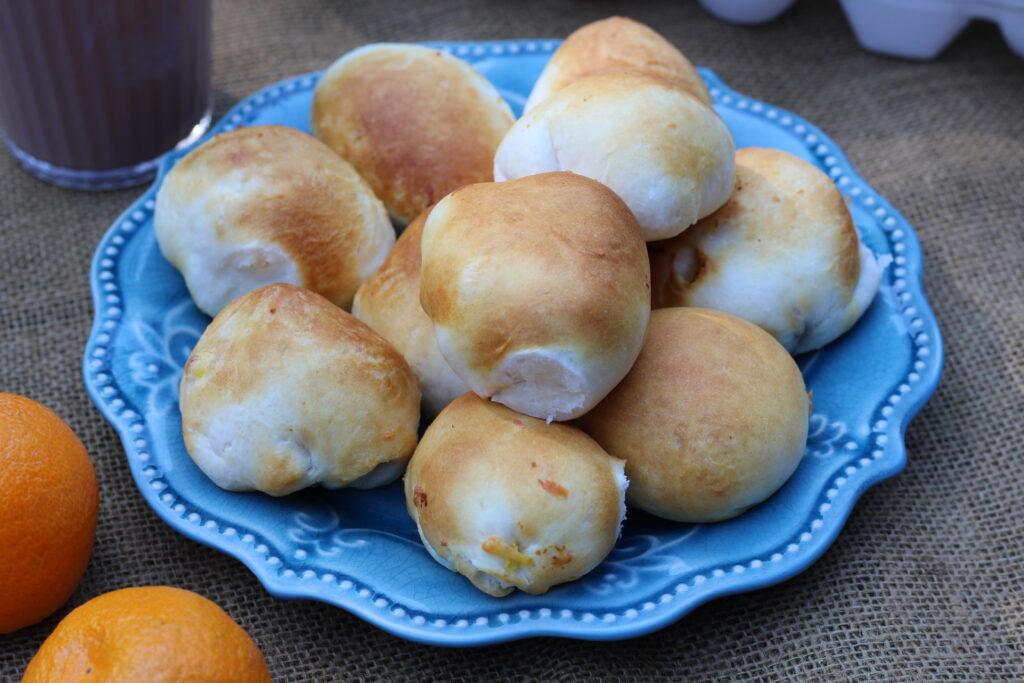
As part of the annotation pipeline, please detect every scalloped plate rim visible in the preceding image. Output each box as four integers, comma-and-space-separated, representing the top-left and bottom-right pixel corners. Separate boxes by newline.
83, 39, 943, 646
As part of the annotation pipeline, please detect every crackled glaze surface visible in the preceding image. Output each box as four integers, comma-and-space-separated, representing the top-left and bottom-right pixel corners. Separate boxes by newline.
84, 40, 942, 645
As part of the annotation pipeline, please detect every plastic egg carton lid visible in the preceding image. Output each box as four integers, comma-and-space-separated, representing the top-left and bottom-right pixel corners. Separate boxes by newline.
698, 0, 1024, 59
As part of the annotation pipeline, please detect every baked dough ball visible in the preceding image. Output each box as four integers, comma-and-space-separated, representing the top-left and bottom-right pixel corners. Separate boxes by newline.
525, 16, 711, 112
179, 283, 420, 496
576, 308, 809, 523
352, 208, 468, 416
311, 43, 515, 225
405, 392, 627, 596
154, 125, 393, 317
648, 147, 889, 354
419, 172, 651, 422
495, 71, 734, 241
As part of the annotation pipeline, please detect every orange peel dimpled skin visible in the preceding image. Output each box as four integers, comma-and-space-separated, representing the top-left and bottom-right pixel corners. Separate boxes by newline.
21, 586, 272, 682
0, 393, 99, 635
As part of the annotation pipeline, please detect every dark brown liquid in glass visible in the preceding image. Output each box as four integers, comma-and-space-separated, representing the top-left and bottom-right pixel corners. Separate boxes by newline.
0, 0, 211, 173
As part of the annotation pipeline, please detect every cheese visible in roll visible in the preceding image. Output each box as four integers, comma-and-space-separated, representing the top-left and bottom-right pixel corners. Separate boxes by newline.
179, 283, 421, 497
405, 392, 627, 596
648, 147, 889, 354
154, 125, 393, 317
495, 71, 734, 241
419, 172, 651, 423
576, 307, 809, 523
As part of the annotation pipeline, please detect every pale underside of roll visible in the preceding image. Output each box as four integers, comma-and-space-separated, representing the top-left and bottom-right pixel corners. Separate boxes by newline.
495, 70, 735, 242
648, 146, 889, 354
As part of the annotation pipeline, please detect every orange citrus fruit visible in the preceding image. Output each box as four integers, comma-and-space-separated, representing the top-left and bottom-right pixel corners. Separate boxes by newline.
0, 393, 99, 634
21, 586, 273, 682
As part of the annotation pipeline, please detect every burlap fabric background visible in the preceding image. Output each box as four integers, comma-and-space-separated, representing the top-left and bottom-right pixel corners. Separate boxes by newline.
2, 0, 1022, 679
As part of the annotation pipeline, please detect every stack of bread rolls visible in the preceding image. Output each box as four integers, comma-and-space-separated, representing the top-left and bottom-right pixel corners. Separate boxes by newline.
152, 16, 887, 598
495, 16, 735, 241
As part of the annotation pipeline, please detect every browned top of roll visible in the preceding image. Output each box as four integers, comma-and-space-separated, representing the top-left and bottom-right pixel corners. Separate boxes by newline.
576, 307, 808, 522
420, 171, 650, 380
155, 124, 393, 314
180, 283, 421, 496
311, 44, 515, 224
525, 16, 711, 110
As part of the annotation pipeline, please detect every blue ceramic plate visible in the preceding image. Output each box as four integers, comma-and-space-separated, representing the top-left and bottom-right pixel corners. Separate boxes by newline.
84, 40, 942, 646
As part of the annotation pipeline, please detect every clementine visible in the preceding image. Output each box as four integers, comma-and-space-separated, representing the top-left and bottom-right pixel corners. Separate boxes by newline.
21, 586, 272, 682
0, 393, 99, 634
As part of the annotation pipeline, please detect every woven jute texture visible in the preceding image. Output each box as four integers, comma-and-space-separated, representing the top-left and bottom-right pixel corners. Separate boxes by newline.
2, 0, 1022, 680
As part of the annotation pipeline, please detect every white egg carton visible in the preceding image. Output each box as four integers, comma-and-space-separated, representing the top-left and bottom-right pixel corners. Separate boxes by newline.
698, 0, 1024, 59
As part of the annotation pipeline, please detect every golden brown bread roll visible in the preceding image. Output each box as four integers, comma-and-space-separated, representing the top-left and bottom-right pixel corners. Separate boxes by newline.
154, 125, 393, 317
311, 43, 515, 225
352, 208, 468, 416
576, 307, 809, 522
419, 172, 651, 422
405, 392, 627, 596
179, 283, 420, 496
525, 16, 711, 112
648, 147, 889, 353
495, 71, 734, 241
